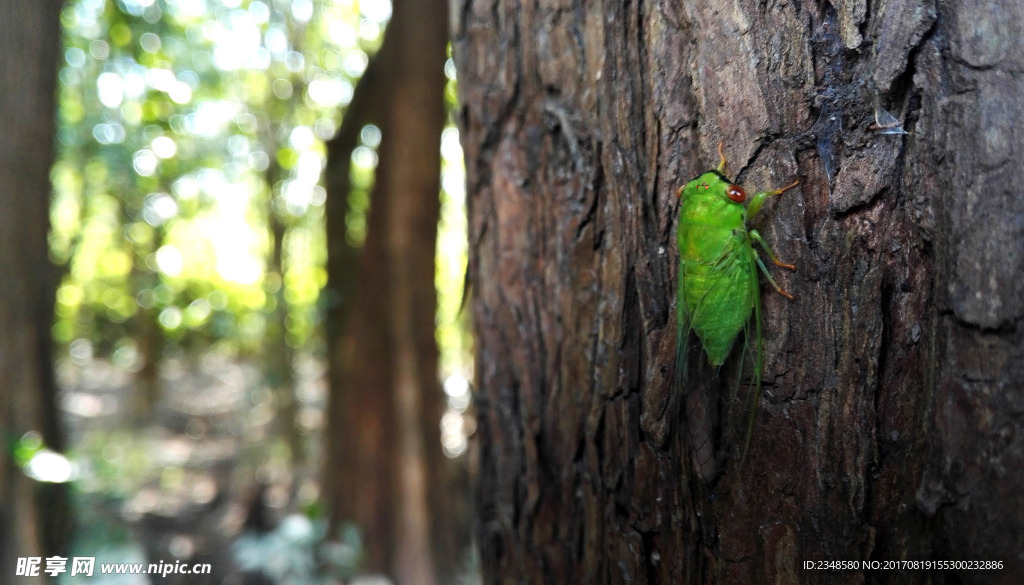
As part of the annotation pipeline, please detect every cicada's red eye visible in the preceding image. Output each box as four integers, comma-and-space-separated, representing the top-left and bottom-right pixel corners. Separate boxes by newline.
726, 184, 746, 203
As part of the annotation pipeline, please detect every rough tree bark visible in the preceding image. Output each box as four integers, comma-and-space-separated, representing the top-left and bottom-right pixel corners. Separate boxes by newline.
322, 0, 463, 583
0, 0, 70, 579
454, 0, 1023, 583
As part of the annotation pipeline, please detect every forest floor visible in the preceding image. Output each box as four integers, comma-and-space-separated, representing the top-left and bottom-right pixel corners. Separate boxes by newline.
56, 353, 360, 585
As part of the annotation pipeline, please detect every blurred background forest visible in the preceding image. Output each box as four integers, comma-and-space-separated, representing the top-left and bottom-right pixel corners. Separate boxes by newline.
3, 0, 473, 583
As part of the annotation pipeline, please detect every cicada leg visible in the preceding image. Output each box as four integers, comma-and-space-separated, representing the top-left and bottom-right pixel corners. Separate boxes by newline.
750, 230, 795, 300
748, 180, 800, 218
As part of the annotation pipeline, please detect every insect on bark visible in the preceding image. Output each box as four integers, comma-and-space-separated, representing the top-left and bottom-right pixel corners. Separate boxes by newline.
676, 142, 800, 469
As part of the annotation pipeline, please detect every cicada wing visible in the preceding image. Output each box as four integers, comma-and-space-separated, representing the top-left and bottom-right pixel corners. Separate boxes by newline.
675, 268, 692, 389
736, 247, 764, 467
685, 240, 764, 473
677, 266, 718, 480
677, 251, 747, 483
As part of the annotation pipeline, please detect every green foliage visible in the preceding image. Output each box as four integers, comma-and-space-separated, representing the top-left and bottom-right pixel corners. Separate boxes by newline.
55, 1, 474, 465
75, 429, 155, 497
436, 43, 471, 382
54, 0, 389, 358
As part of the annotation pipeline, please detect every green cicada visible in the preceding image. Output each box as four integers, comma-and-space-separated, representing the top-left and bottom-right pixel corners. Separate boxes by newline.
676, 142, 799, 466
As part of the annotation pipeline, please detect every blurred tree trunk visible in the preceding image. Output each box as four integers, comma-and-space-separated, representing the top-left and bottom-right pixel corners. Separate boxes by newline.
322, 0, 460, 583
0, 0, 70, 580
266, 211, 301, 461
132, 241, 164, 423
260, 11, 312, 469
264, 150, 301, 465
454, 0, 1023, 583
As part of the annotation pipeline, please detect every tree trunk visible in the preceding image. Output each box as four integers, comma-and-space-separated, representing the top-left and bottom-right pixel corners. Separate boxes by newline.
0, 0, 70, 579
454, 0, 1023, 583
322, 0, 460, 582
